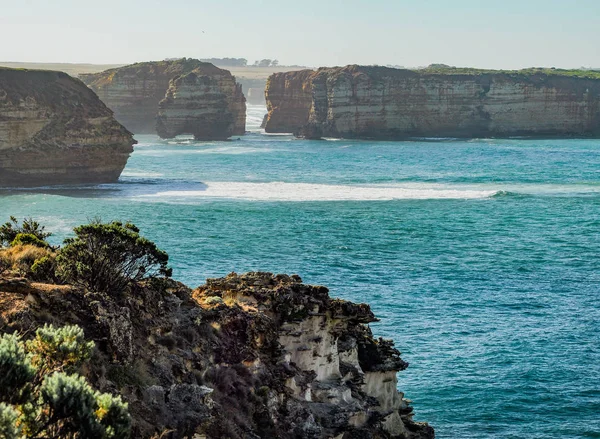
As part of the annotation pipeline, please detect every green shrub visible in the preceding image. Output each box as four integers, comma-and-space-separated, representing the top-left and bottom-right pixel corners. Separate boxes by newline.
0, 403, 20, 439
10, 233, 49, 249
0, 334, 35, 405
56, 221, 172, 294
95, 392, 131, 438
26, 324, 94, 374
29, 255, 58, 283
0, 325, 130, 439
0, 217, 51, 248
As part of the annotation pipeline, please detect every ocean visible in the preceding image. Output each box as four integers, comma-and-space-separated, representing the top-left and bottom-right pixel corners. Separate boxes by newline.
1, 105, 599, 438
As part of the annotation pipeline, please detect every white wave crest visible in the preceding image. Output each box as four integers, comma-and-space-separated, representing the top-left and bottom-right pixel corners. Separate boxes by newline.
133, 145, 274, 155
136, 182, 498, 202
121, 170, 164, 178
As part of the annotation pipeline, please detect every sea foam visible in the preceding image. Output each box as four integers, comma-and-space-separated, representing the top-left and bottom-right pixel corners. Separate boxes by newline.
136, 181, 498, 202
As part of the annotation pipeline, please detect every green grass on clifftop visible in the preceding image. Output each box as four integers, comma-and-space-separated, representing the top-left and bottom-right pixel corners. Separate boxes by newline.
417, 66, 600, 80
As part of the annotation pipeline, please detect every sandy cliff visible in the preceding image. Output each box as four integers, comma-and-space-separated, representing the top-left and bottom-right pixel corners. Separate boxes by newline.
264, 65, 600, 139
82, 59, 246, 139
0, 68, 135, 186
0, 272, 434, 438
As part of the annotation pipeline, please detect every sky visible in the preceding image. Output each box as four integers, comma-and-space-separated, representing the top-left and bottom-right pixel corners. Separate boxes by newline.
1, 0, 599, 69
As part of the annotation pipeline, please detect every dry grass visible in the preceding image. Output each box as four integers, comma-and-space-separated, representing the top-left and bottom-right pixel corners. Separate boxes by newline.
0, 244, 53, 275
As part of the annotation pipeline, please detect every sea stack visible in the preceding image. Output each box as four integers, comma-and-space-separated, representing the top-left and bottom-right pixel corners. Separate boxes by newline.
264, 65, 600, 139
0, 68, 135, 186
81, 58, 246, 139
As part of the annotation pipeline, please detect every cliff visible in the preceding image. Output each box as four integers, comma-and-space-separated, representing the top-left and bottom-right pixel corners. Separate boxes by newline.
81, 59, 246, 139
156, 67, 246, 140
0, 68, 135, 186
0, 272, 434, 439
265, 69, 316, 134
264, 65, 600, 139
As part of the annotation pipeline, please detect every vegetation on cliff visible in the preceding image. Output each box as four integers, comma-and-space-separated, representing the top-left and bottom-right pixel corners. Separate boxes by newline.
0, 324, 130, 438
0, 217, 433, 438
416, 65, 600, 80
56, 221, 171, 294
0, 218, 52, 248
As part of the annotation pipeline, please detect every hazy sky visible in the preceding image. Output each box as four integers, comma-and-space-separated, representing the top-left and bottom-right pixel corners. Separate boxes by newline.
2, 0, 599, 69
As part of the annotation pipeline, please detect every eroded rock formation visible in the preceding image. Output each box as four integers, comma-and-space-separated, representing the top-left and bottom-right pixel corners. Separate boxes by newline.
0, 272, 434, 439
81, 59, 246, 139
264, 65, 600, 139
156, 67, 246, 140
0, 68, 135, 186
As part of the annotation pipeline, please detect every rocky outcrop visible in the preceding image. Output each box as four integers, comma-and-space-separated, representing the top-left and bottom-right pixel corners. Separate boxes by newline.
0, 68, 135, 186
81, 59, 246, 139
264, 65, 600, 139
265, 69, 316, 134
0, 272, 434, 439
156, 66, 246, 140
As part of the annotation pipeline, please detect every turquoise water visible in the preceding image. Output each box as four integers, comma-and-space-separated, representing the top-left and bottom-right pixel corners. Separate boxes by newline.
2, 106, 600, 438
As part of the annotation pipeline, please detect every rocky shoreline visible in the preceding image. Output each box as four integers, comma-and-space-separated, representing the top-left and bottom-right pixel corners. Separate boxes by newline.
0, 271, 434, 438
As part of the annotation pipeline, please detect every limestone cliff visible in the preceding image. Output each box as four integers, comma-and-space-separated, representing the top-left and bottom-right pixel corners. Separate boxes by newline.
81, 59, 246, 139
0, 68, 135, 186
0, 272, 434, 439
156, 66, 246, 140
264, 65, 600, 139
265, 69, 316, 134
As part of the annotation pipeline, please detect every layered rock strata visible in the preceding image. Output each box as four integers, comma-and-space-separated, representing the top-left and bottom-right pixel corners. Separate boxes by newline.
156, 67, 246, 140
0, 272, 434, 439
81, 59, 246, 139
264, 65, 600, 139
0, 68, 135, 186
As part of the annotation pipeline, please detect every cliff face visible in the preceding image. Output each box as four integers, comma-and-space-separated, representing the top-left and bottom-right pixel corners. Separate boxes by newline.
264, 65, 600, 139
0, 68, 135, 186
81, 59, 246, 139
264, 70, 315, 134
0, 272, 434, 439
156, 67, 246, 140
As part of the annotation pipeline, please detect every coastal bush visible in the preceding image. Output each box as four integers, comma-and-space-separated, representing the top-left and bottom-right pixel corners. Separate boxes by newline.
0, 403, 20, 438
0, 325, 130, 439
10, 233, 49, 249
56, 220, 172, 294
0, 217, 51, 248
29, 255, 58, 283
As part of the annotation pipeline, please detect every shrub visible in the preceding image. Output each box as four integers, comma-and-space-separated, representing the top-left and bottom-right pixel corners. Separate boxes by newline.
0, 334, 35, 405
0, 325, 130, 439
26, 324, 95, 374
0, 403, 20, 439
56, 221, 172, 294
29, 255, 58, 283
0, 217, 51, 248
10, 233, 49, 249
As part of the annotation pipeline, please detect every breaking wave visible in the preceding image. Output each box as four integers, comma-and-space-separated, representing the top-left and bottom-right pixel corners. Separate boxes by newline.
134, 181, 499, 202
